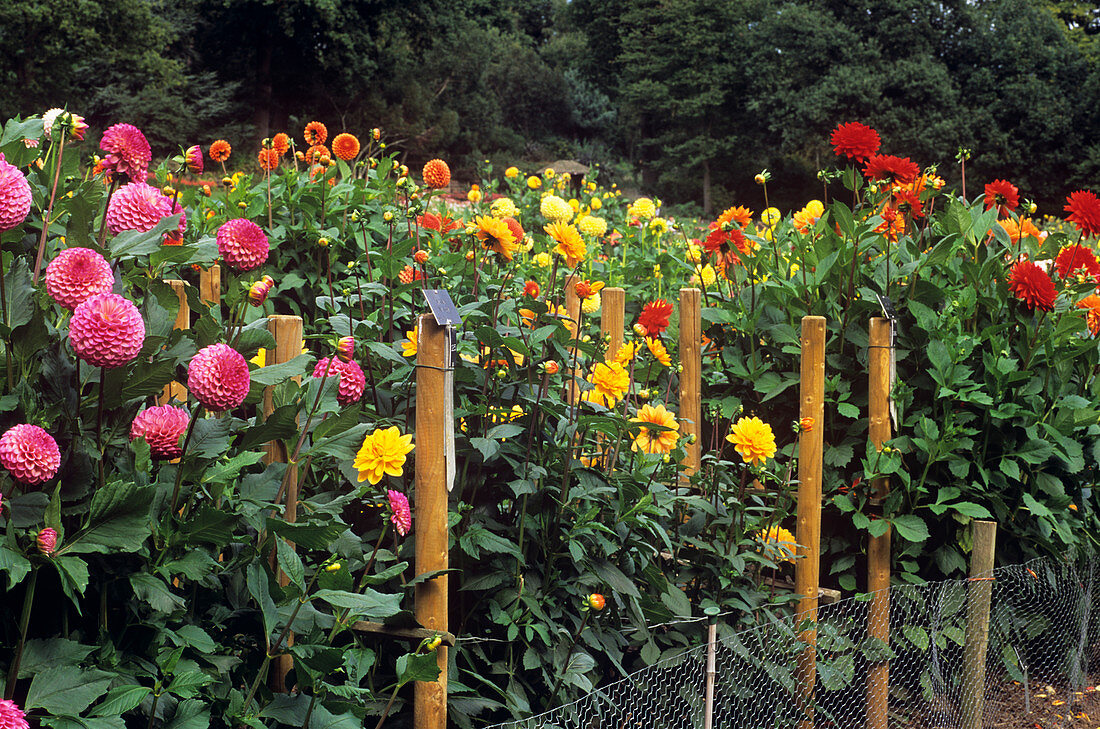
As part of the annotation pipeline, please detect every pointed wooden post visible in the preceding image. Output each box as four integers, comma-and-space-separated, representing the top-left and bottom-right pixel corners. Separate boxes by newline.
960, 521, 997, 729
199, 264, 221, 308
415, 312, 449, 729
795, 316, 825, 729
265, 315, 303, 692
866, 317, 892, 729
678, 288, 701, 481
601, 287, 625, 359
159, 280, 189, 405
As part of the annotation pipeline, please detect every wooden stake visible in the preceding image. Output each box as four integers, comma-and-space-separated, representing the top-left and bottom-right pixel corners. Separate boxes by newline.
678, 288, 701, 481
199, 264, 221, 308
159, 280, 189, 405
795, 315, 825, 729
960, 520, 998, 729
866, 317, 892, 729
415, 312, 448, 729
601, 287, 625, 359
264, 315, 303, 692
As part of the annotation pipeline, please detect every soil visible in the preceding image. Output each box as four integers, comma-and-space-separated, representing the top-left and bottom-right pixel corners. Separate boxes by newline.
983, 680, 1100, 729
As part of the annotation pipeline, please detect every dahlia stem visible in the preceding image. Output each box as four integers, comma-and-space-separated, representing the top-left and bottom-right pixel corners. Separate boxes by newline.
168, 401, 202, 516
97, 178, 120, 248
266, 171, 273, 231
0, 235, 11, 391
328, 523, 390, 642
33, 133, 66, 284
97, 367, 107, 487
5, 566, 38, 700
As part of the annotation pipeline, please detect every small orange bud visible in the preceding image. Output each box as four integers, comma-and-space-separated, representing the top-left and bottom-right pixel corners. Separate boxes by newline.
587, 593, 606, 611
414, 249, 429, 265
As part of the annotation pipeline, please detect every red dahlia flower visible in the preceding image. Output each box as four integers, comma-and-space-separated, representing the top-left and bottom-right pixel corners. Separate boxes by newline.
1065, 190, 1100, 238
1054, 244, 1100, 281
830, 122, 881, 162
216, 218, 269, 271
638, 299, 674, 337
864, 155, 920, 185
99, 123, 152, 179
0, 424, 60, 485
984, 180, 1019, 217
422, 159, 451, 189
188, 343, 250, 411
106, 182, 186, 238
0, 155, 32, 232
313, 356, 366, 406
1008, 261, 1056, 311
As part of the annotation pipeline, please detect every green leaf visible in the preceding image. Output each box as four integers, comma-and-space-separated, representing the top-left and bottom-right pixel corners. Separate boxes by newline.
890, 515, 929, 543
18, 638, 96, 679
25, 666, 113, 715
189, 417, 233, 460
0, 545, 31, 588
312, 588, 402, 620
109, 215, 183, 259
176, 505, 236, 546
166, 670, 213, 699
201, 451, 265, 485
396, 651, 442, 687
1022, 491, 1053, 518
91, 685, 152, 716
304, 423, 369, 461
165, 698, 210, 729
1016, 439, 1054, 465
249, 353, 313, 387
276, 539, 305, 589
60, 481, 153, 555
130, 573, 186, 613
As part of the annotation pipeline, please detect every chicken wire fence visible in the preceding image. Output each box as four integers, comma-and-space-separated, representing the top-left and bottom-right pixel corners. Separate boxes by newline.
486, 558, 1100, 729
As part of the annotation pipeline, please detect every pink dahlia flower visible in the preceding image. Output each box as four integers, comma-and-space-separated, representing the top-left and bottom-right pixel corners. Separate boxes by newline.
69, 292, 145, 368
185, 144, 203, 175
313, 356, 365, 406
37, 527, 57, 556
45, 247, 114, 311
188, 343, 251, 411
0, 698, 29, 729
0, 424, 61, 485
0, 157, 32, 233
387, 489, 412, 536
99, 123, 151, 179
106, 182, 187, 240
130, 405, 190, 460
216, 218, 269, 271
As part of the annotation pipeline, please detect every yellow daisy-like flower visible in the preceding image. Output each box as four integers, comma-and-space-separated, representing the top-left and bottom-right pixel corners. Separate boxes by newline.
761, 207, 781, 226
527, 175, 542, 189
628, 197, 656, 220
491, 197, 519, 218
585, 361, 630, 408
646, 337, 671, 367
533, 252, 552, 268
353, 426, 414, 484
611, 341, 639, 365
401, 326, 418, 358
577, 215, 608, 238
546, 222, 587, 267
543, 167, 556, 179
649, 217, 669, 234
251, 348, 267, 368
505, 166, 520, 178
686, 245, 703, 264
631, 403, 679, 455
699, 264, 717, 286
758, 525, 798, 564
581, 291, 601, 315
540, 194, 574, 223
475, 215, 518, 261
589, 196, 602, 211
726, 416, 777, 466
792, 200, 824, 234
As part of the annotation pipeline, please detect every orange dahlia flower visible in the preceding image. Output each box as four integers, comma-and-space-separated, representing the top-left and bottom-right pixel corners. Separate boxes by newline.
209, 139, 232, 163
257, 148, 280, 171
332, 133, 360, 161
423, 159, 451, 189
303, 121, 328, 146
272, 133, 290, 156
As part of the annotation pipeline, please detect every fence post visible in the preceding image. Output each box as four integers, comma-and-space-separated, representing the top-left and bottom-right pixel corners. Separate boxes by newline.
264, 315, 303, 692
159, 280, 189, 405
795, 315, 825, 729
960, 520, 997, 729
678, 288, 701, 481
866, 317, 892, 729
199, 264, 221, 307
602, 287, 625, 360
415, 312, 448, 729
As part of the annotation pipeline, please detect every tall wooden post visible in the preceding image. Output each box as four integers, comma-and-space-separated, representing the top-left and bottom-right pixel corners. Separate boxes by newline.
159, 280, 189, 404
960, 521, 998, 729
795, 316, 825, 729
415, 313, 448, 729
678, 288, 701, 480
199, 265, 221, 308
265, 315, 303, 692
866, 318, 892, 729
601, 287, 625, 360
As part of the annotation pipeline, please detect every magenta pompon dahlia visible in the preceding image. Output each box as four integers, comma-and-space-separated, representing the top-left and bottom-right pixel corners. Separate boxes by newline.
185, 144, 204, 175
130, 405, 190, 460
37, 527, 57, 556
99, 123, 152, 179
0, 698, 29, 729
188, 343, 251, 412
216, 218, 269, 271
106, 182, 187, 239
0, 424, 61, 486
45, 247, 114, 311
0, 156, 32, 233
69, 293, 145, 368
387, 489, 412, 536
313, 356, 365, 406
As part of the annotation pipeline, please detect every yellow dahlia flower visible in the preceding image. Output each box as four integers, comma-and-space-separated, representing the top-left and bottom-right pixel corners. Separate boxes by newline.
505, 166, 520, 178
353, 426, 414, 484
540, 194, 574, 223
631, 403, 679, 455
491, 197, 519, 218
581, 291, 601, 315
527, 175, 541, 189
585, 361, 629, 408
578, 215, 608, 238
629, 197, 656, 220
726, 416, 777, 465
534, 252, 552, 268
759, 525, 798, 564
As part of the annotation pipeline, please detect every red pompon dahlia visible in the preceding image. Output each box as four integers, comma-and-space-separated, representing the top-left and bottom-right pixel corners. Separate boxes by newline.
69, 293, 145, 368
984, 179, 1019, 217
1054, 244, 1100, 281
37, 527, 57, 556
0, 424, 60, 485
45, 247, 114, 311
1008, 261, 1057, 311
422, 159, 451, 189
216, 218, 269, 271
185, 145, 204, 175
106, 182, 186, 236
387, 489, 412, 536
503, 216, 525, 245
638, 299, 674, 337
313, 357, 366, 406
830, 122, 881, 162
0, 156, 32, 232
0, 700, 28, 729
99, 123, 152, 179
130, 405, 190, 460
188, 343, 251, 412
1065, 190, 1100, 238
864, 154, 920, 185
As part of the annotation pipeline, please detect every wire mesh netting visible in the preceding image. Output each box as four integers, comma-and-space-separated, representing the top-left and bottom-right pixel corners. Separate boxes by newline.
486, 557, 1100, 729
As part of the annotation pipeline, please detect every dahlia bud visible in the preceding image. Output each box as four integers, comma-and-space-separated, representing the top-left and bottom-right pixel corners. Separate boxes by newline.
425, 635, 442, 651
221, 176, 233, 188
261, 274, 275, 289
295, 150, 305, 161
350, 210, 361, 222
414, 249, 429, 265
755, 174, 766, 185
320, 155, 331, 166
383, 211, 394, 223
633, 323, 647, 337
337, 336, 355, 363
399, 165, 409, 176
372, 128, 381, 141
587, 593, 606, 611
247, 280, 271, 307
161, 185, 176, 196
37, 528, 57, 556
202, 185, 212, 197
662, 454, 671, 463
325, 562, 342, 572
396, 176, 409, 189
184, 144, 203, 175
465, 250, 475, 261
637, 389, 651, 401
318, 237, 329, 248
236, 201, 247, 210
541, 360, 560, 375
